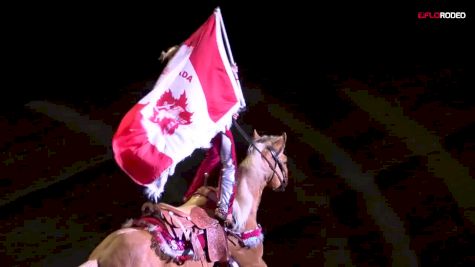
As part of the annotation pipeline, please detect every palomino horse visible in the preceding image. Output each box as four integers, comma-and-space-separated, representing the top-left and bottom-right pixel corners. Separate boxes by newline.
79, 130, 288, 267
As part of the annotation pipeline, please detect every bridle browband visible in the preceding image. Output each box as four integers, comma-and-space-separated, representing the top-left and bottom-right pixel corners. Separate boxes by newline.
232, 119, 288, 192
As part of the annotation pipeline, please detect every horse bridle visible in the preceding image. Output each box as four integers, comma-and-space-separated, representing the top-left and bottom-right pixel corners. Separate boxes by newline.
264, 141, 288, 192
233, 120, 288, 192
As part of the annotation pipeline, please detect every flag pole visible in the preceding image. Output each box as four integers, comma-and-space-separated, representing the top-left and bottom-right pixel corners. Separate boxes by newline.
216, 7, 238, 69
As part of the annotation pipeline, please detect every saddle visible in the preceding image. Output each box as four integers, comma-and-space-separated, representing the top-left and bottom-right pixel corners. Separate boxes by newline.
143, 187, 228, 264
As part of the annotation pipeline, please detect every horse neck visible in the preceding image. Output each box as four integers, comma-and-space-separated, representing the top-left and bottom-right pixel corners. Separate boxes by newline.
232, 154, 268, 232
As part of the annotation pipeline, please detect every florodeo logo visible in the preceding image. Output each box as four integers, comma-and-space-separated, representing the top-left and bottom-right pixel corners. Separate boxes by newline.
418, 12, 467, 19
149, 90, 193, 135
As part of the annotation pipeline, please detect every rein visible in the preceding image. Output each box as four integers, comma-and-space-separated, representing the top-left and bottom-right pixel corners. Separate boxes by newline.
232, 119, 287, 191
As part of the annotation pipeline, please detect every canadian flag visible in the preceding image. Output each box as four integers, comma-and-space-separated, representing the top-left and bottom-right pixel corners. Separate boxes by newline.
112, 7, 246, 201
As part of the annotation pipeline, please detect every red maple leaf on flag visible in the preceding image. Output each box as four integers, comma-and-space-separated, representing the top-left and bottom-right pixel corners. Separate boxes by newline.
149, 90, 193, 135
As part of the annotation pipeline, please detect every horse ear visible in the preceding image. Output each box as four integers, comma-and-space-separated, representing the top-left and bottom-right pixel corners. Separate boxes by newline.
253, 129, 261, 140
279, 132, 287, 152
273, 132, 287, 153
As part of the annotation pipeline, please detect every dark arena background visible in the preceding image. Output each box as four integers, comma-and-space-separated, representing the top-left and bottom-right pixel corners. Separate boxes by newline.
1, 1, 473, 266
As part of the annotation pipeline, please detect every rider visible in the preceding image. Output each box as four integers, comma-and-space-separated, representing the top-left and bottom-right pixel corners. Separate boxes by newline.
183, 114, 239, 224
159, 45, 241, 224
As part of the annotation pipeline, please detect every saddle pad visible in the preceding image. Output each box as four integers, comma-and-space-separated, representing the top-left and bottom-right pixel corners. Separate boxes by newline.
190, 207, 218, 229
206, 225, 228, 262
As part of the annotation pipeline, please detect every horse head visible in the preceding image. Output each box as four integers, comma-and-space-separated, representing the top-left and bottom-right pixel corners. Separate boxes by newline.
250, 130, 289, 192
